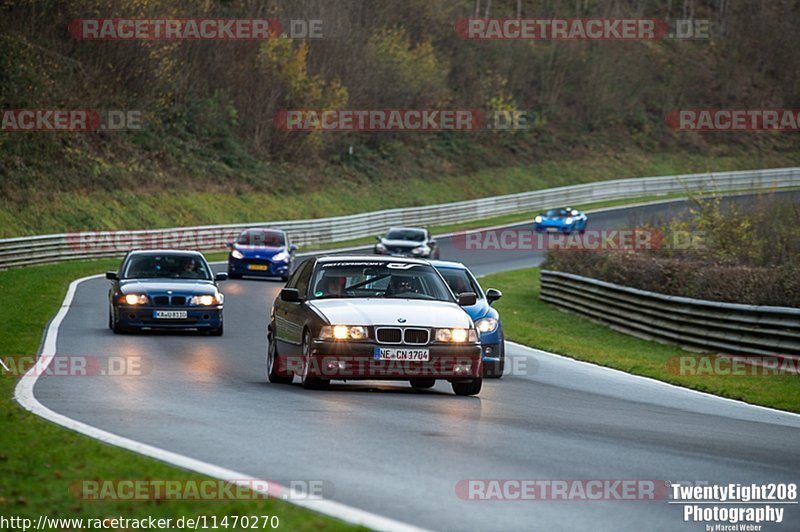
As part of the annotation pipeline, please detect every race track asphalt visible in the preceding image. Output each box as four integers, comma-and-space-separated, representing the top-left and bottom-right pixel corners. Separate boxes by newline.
33, 192, 800, 531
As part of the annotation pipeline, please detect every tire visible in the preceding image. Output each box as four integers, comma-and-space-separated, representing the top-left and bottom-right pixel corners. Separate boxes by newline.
108, 308, 113, 330
281, 275, 289, 282
267, 328, 293, 384
410, 378, 435, 389
485, 359, 504, 379
484, 341, 505, 379
209, 323, 224, 336
300, 330, 329, 390
452, 378, 482, 396
112, 315, 129, 334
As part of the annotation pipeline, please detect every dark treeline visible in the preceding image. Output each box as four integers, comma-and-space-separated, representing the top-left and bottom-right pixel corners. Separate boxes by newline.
1, 0, 799, 196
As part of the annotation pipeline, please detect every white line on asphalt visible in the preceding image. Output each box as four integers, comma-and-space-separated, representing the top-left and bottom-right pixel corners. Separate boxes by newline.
13, 274, 428, 532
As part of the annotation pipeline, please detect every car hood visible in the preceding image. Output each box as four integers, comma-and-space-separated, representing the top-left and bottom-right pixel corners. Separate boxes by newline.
462, 299, 496, 321
233, 244, 286, 258
308, 299, 472, 328
119, 279, 218, 295
379, 239, 426, 248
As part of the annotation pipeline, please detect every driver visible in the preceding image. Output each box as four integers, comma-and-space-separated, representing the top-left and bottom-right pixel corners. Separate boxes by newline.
389, 275, 417, 295
324, 275, 345, 297
451, 276, 469, 295
181, 258, 200, 277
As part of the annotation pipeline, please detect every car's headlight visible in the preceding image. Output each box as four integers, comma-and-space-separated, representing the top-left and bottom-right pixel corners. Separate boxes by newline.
571, 209, 579, 216
319, 325, 368, 340
190, 294, 222, 306
272, 251, 289, 262
565, 217, 574, 224
375, 243, 386, 252
534, 215, 543, 223
411, 246, 425, 254
231, 249, 244, 259
475, 317, 498, 333
121, 294, 148, 305
435, 328, 478, 343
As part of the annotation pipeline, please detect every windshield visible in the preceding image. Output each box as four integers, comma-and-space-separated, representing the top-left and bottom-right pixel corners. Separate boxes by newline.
546, 209, 568, 218
384, 229, 426, 242
236, 229, 286, 247
436, 268, 480, 298
310, 262, 452, 301
123, 254, 212, 280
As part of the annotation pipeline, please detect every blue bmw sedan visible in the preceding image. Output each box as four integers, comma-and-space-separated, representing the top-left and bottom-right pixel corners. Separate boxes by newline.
107, 250, 227, 335
431, 260, 505, 378
227, 228, 297, 281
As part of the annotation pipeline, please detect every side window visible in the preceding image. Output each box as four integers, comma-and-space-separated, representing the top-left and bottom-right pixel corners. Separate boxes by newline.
286, 260, 310, 289
294, 262, 313, 297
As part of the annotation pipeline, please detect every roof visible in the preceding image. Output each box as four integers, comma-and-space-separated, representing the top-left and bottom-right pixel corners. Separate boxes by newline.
127, 249, 206, 256
428, 259, 467, 269
316, 254, 430, 265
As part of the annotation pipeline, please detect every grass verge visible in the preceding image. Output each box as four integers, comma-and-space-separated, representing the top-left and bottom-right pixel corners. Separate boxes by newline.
0, 260, 360, 530
3, 151, 799, 237
484, 268, 800, 413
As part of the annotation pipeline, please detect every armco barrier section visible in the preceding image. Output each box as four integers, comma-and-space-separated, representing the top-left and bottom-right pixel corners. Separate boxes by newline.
540, 269, 800, 358
1, 166, 799, 269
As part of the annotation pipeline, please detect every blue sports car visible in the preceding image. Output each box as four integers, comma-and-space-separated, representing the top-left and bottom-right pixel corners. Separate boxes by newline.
227, 228, 297, 281
533, 207, 588, 234
431, 260, 505, 378
106, 250, 227, 335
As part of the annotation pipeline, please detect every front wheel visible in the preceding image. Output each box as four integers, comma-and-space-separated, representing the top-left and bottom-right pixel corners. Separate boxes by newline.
111, 310, 129, 334
452, 378, 482, 396
267, 330, 293, 384
301, 330, 329, 390
209, 323, 224, 336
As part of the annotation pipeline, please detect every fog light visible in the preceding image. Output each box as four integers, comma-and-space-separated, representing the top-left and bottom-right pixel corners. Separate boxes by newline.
326, 360, 347, 371
454, 363, 472, 374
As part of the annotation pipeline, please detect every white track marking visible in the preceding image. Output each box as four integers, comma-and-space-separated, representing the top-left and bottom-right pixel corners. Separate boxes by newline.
13, 274, 427, 532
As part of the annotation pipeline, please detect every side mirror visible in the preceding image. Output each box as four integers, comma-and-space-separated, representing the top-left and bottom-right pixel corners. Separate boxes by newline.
485, 288, 503, 305
225, 242, 233, 249
290, 244, 298, 252
105, 271, 118, 280
457, 292, 477, 307
215, 272, 228, 281
375, 235, 383, 242
280, 288, 302, 302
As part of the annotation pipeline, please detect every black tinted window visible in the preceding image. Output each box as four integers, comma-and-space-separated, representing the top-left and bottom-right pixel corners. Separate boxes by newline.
123, 254, 211, 280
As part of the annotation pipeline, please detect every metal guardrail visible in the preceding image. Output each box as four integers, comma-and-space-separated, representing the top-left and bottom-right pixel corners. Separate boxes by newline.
540, 270, 800, 358
2, 166, 799, 270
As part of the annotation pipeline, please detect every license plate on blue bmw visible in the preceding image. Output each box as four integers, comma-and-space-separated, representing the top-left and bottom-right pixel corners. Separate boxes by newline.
373, 347, 430, 361
153, 310, 187, 319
